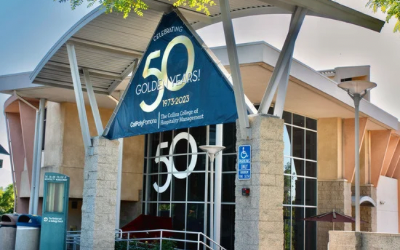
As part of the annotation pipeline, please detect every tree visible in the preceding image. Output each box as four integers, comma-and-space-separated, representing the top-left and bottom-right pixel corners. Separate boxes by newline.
367, 0, 400, 32
58, 0, 216, 18
0, 184, 14, 215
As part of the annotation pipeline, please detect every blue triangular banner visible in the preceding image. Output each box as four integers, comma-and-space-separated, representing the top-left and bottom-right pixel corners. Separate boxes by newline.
104, 11, 238, 140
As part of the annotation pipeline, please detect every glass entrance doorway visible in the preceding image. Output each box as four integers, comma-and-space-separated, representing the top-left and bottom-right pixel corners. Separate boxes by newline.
142, 123, 237, 249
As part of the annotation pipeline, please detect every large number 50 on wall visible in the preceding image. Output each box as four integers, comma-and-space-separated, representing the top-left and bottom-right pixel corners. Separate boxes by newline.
153, 132, 198, 193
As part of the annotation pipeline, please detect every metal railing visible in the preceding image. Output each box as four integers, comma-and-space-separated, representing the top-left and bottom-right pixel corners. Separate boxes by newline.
66, 229, 227, 250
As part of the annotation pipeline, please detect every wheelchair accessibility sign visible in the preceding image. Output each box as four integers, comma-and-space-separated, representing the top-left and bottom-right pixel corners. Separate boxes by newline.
238, 145, 251, 180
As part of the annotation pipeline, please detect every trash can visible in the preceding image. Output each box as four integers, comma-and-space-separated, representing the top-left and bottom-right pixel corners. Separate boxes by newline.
0, 214, 18, 250
15, 214, 42, 250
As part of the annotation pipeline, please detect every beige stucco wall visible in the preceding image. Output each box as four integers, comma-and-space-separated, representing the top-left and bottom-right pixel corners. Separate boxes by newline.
40, 102, 144, 201
318, 118, 343, 180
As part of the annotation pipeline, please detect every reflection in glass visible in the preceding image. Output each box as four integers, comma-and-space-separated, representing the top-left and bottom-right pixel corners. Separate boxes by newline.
284, 175, 292, 205
292, 177, 304, 205
306, 118, 317, 130
223, 155, 236, 172
293, 114, 305, 127
223, 122, 236, 153
283, 206, 292, 250
283, 111, 292, 124
306, 179, 317, 206
158, 203, 171, 217
306, 131, 317, 161
221, 205, 235, 250
293, 127, 304, 158
293, 159, 304, 176
284, 126, 292, 157
45, 182, 64, 213
306, 161, 317, 178
222, 174, 235, 202
188, 173, 205, 202
292, 207, 305, 250
305, 208, 317, 249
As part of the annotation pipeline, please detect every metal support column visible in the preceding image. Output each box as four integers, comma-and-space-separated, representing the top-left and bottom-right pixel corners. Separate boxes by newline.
273, 51, 293, 118
84, 69, 103, 135
32, 99, 46, 215
29, 109, 40, 214
115, 138, 123, 229
66, 43, 93, 154
6, 116, 17, 213
214, 124, 223, 246
219, 0, 250, 138
354, 94, 361, 232
258, 6, 307, 115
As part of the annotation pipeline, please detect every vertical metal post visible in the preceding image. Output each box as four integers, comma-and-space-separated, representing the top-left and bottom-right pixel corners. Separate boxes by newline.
5, 116, 17, 213
159, 230, 163, 250
33, 98, 46, 215
214, 124, 223, 246
273, 51, 294, 118
203, 127, 210, 250
83, 69, 103, 135
209, 154, 215, 250
219, 0, 250, 138
354, 94, 361, 232
66, 43, 92, 153
258, 7, 307, 115
29, 110, 40, 214
115, 138, 123, 229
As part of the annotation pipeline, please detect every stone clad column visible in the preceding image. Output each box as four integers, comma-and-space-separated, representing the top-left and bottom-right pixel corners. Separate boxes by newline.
235, 115, 284, 250
80, 137, 119, 250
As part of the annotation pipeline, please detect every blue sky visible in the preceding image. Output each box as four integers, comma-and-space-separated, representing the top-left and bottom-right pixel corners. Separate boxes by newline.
0, 0, 400, 187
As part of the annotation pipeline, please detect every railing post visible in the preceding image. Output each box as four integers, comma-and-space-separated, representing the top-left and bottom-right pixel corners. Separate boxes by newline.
197, 233, 200, 250
160, 230, 163, 250
127, 233, 130, 249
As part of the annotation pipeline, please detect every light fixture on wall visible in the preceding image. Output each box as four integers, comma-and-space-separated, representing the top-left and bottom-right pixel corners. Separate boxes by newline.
338, 80, 377, 232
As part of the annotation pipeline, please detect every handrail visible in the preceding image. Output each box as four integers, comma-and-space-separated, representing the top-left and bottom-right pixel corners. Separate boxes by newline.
66, 228, 227, 250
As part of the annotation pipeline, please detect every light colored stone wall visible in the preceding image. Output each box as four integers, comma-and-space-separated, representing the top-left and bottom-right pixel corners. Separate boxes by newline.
317, 180, 352, 250
80, 137, 119, 250
351, 185, 377, 232
328, 231, 400, 250
235, 115, 284, 250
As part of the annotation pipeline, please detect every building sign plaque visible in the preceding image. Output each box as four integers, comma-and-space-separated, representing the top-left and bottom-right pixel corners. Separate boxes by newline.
238, 145, 251, 180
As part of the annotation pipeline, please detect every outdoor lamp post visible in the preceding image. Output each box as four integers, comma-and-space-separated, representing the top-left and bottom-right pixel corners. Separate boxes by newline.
199, 145, 225, 249
338, 80, 377, 232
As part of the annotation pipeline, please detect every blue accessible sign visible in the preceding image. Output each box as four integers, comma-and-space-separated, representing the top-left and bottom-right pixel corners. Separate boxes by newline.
103, 11, 238, 140
238, 145, 251, 180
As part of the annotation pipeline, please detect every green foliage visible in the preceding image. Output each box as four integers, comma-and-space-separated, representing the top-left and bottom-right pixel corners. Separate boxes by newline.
0, 184, 14, 215
115, 239, 176, 250
57, 0, 216, 18
367, 0, 400, 32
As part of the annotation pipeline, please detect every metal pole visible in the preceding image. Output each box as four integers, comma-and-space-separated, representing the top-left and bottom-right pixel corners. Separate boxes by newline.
218, 0, 250, 138
66, 43, 93, 153
214, 124, 223, 245
5, 117, 17, 213
258, 7, 307, 115
354, 94, 361, 232
83, 69, 103, 135
203, 127, 210, 250
160, 230, 163, 250
209, 154, 215, 250
33, 98, 46, 215
115, 138, 123, 229
29, 109, 39, 214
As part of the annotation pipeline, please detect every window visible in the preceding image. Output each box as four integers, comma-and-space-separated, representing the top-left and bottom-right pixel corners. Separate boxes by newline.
283, 111, 317, 250
142, 123, 236, 250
